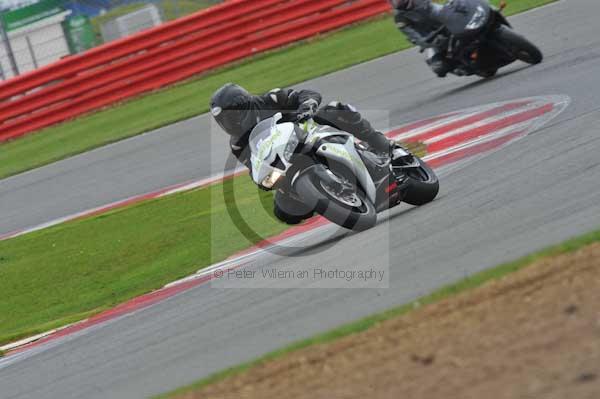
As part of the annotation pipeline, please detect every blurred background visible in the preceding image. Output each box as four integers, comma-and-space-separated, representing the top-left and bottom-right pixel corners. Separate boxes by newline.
0, 0, 224, 79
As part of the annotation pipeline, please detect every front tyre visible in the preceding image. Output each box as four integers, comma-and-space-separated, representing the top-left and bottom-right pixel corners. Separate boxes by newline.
399, 156, 439, 206
273, 191, 314, 225
494, 25, 543, 65
294, 167, 377, 232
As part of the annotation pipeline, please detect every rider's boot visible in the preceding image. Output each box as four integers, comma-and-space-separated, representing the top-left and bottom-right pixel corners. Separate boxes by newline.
426, 50, 452, 78
367, 131, 394, 157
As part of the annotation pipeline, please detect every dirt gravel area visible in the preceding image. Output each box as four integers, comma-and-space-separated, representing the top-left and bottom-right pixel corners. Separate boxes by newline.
179, 243, 600, 399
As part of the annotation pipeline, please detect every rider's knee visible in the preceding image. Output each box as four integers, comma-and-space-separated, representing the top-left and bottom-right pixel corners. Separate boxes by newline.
430, 60, 451, 77
321, 101, 356, 113
427, 53, 451, 77
317, 101, 361, 125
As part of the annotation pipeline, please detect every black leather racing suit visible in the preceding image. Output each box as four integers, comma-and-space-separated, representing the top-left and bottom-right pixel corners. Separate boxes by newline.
227, 88, 389, 168
224, 88, 391, 225
390, 0, 453, 77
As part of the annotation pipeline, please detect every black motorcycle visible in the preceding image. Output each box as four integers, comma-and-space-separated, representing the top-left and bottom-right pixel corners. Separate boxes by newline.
419, 0, 543, 78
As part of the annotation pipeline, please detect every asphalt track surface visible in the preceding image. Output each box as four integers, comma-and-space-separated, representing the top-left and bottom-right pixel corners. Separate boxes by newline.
2, 0, 600, 397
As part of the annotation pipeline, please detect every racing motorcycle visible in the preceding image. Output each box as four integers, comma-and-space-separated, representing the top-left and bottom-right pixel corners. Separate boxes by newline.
249, 113, 439, 231
419, 0, 543, 78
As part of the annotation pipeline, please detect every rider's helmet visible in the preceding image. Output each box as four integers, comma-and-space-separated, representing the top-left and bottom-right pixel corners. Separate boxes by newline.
210, 83, 257, 139
390, 0, 414, 10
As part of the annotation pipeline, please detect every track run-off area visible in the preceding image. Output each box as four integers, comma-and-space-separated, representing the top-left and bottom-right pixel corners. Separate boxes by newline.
2, 0, 600, 398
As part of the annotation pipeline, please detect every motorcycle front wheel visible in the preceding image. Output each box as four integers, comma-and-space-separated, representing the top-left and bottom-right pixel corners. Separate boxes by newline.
294, 166, 377, 232
494, 25, 543, 65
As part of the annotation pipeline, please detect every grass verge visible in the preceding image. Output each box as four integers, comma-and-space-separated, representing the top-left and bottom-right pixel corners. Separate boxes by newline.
0, 176, 288, 346
0, 0, 554, 179
160, 0, 220, 21
159, 227, 600, 398
90, 1, 218, 42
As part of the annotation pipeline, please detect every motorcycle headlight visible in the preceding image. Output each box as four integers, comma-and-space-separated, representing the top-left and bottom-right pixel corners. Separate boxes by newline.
283, 131, 300, 161
261, 170, 283, 189
466, 6, 488, 30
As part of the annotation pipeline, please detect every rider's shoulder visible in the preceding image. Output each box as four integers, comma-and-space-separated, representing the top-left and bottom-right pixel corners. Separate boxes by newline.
267, 88, 293, 103
267, 88, 281, 100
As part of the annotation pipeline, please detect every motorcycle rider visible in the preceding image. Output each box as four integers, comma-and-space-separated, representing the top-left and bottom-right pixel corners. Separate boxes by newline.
391, 0, 454, 77
210, 83, 393, 224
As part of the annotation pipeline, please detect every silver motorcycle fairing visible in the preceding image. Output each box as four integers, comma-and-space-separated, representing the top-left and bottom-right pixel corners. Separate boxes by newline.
249, 114, 296, 186
307, 125, 377, 204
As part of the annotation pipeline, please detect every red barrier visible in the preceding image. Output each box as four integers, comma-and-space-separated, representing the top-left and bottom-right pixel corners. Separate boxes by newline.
0, 0, 390, 142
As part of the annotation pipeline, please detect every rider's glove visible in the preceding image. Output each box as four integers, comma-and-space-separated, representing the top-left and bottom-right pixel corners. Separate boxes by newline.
296, 99, 319, 122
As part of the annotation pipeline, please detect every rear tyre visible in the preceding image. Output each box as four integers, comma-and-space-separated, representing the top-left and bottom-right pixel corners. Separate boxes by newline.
399, 156, 439, 206
494, 25, 543, 65
294, 168, 377, 232
477, 68, 498, 78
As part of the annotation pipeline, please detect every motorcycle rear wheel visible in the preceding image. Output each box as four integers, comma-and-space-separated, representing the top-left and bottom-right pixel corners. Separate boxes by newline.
398, 155, 440, 206
477, 68, 498, 78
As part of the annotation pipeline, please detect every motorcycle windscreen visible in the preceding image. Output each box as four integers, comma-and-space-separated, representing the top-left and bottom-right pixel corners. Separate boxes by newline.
438, 0, 491, 37
249, 118, 276, 152
249, 117, 279, 184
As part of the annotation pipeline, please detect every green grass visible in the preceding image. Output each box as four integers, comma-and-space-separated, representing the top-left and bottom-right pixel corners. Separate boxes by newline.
0, 0, 554, 179
90, 3, 148, 43
90, 1, 219, 42
0, 176, 287, 346
161, 0, 220, 21
159, 227, 600, 398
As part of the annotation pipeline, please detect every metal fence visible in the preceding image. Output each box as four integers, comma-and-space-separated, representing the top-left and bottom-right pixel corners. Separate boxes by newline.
69, 0, 224, 21
0, 25, 71, 77
0, 0, 391, 141
0, 0, 223, 80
